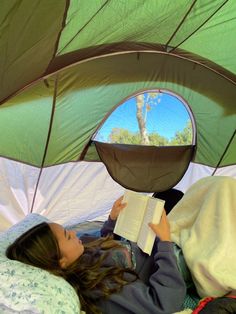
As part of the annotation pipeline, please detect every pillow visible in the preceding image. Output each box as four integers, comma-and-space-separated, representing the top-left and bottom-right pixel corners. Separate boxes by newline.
0, 213, 81, 314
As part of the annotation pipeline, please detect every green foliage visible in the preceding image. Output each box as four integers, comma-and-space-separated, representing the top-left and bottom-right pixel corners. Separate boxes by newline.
147, 133, 169, 146
169, 121, 192, 145
109, 128, 141, 144
108, 121, 192, 146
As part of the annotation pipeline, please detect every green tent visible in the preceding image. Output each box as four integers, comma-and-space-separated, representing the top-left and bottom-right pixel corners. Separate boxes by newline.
0, 0, 235, 230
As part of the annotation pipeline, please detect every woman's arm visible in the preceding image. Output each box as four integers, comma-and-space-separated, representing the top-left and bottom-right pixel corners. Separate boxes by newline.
98, 240, 186, 314
99, 211, 186, 314
100, 196, 126, 237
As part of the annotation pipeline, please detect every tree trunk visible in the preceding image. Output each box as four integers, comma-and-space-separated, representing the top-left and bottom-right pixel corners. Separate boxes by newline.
136, 94, 149, 145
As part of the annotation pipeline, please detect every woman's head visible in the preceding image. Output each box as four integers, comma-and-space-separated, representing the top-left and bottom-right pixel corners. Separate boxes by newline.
6, 222, 84, 271
49, 223, 84, 269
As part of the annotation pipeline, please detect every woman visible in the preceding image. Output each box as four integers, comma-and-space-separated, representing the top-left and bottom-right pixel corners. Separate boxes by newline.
6, 197, 186, 314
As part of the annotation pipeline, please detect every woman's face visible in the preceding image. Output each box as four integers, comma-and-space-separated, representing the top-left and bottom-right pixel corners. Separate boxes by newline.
49, 223, 84, 268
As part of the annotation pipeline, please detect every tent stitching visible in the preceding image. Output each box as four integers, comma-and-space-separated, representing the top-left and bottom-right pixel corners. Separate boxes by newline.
44, 0, 70, 75
57, 0, 110, 55
30, 75, 59, 213
212, 129, 236, 175
169, 0, 229, 53
165, 0, 197, 49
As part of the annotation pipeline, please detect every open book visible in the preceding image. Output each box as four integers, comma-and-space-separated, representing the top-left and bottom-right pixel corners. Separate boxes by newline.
114, 190, 165, 255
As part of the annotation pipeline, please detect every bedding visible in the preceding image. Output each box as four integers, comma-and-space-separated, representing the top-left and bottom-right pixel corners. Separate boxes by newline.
0, 213, 81, 314
1, 211, 200, 313
169, 176, 236, 297
0, 303, 35, 314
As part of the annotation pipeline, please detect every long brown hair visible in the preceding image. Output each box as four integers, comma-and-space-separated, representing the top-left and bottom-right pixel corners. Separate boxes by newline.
6, 222, 137, 314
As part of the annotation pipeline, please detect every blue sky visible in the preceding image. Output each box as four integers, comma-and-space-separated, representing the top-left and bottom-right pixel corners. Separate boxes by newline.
95, 92, 191, 142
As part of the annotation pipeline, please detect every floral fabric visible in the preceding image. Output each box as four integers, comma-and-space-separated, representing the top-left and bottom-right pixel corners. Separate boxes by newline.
0, 213, 81, 314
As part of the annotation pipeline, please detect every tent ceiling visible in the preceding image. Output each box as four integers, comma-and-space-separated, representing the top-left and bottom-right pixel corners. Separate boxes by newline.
1, 52, 235, 169
1, 0, 236, 104
0, 0, 235, 173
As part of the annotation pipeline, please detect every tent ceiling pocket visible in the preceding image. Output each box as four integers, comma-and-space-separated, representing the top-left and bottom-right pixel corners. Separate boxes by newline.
94, 141, 195, 192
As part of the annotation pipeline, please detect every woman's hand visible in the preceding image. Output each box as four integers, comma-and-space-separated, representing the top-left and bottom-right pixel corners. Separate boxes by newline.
148, 210, 171, 241
110, 196, 127, 220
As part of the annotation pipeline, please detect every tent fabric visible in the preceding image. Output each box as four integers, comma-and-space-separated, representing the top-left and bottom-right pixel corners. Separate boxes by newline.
1, 52, 235, 167
0, 0, 235, 227
95, 142, 195, 192
0, 158, 124, 232
0, 0, 235, 167
0, 157, 235, 233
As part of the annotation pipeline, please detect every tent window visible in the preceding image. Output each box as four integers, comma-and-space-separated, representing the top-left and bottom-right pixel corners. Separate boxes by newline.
93, 90, 195, 146
92, 90, 196, 192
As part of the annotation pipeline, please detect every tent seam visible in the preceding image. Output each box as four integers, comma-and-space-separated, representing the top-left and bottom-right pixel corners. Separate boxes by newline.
169, 0, 229, 53
1, 47, 236, 107
30, 75, 59, 213
0, 154, 235, 169
57, 0, 110, 55
165, 0, 197, 50
44, 0, 70, 75
212, 129, 236, 175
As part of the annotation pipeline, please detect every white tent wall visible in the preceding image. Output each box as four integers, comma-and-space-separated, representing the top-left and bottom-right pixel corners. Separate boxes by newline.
34, 162, 124, 226
0, 158, 124, 232
0, 156, 235, 233
0, 158, 40, 231
175, 163, 236, 192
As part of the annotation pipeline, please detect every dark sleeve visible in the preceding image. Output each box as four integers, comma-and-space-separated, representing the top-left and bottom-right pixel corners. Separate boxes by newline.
99, 241, 186, 314
100, 216, 117, 237
100, 216, 122, 240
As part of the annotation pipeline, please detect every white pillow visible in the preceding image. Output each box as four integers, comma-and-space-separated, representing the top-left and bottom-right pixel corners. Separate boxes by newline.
0, 213, 81, 314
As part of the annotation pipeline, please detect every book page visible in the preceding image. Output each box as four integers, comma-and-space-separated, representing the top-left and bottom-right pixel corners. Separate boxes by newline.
137, 197, 165, 255
114, 190, 148, 242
